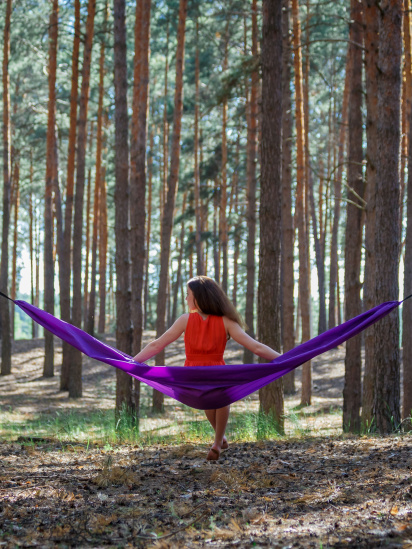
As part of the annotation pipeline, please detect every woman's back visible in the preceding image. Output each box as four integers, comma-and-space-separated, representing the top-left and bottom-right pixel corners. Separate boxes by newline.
184, 312, 227, 366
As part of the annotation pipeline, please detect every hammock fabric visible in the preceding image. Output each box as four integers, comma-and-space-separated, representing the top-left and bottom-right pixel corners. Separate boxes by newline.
2, 294, 406, 410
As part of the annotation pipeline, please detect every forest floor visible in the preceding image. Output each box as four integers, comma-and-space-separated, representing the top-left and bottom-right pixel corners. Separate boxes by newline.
0, 334, 411, 548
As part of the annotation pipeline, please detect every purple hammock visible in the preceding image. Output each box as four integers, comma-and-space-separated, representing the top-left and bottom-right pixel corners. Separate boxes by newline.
2, 294, 407, 410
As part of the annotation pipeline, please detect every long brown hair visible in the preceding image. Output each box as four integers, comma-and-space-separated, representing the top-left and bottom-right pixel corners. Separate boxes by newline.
187, 276, 244, 327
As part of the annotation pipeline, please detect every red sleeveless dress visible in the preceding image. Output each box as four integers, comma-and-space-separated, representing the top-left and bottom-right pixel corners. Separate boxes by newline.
184, 312, 227, 366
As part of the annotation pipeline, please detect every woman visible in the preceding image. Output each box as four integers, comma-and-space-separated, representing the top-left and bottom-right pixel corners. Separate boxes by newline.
133, 276, 280, 460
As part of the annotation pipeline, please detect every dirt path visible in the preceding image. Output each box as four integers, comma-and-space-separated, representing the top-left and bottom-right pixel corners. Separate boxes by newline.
0, 434, 411, 548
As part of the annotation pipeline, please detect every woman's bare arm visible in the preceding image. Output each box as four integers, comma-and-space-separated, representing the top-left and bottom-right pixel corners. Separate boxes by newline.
133, 314, 189, 363
223, 318, 281, 361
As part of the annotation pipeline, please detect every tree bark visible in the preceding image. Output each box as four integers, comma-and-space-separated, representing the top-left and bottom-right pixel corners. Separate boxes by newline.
130, 0, 151, 416
220, 21, 230, 294
130, 0, 151, 357
161, 22, 169, 223
292, 0, 311, 406
400, 0, 412, 243
60, 0, 80, 391
144, 126, 154, 329
98, 168, 108, 333
0, 0, 12, 376
308, 168, 326, 335
244, 0, 258, 364
281, 0, 295, 394
113, 0, 134, 414
213, 178, 220, 283
329, 52, 350, 330
10, 161, 19, 340
258, 0, 283, 431
87, 7, 107, 336
343, 0, 364, 433
171, 195, 187, 324
53, 125, 64, 336
44, 0, 58, 378
194, 19, 204, 276
98, 114, 109, 334
403, 0, 412, 423
373, 0, 402, 434
70, 0, 96, 397
362, 0, 379, 428
29, 156, 35, 338
83, 166, 92, 326
232, 139, 241, 308
153, 0, 188, 413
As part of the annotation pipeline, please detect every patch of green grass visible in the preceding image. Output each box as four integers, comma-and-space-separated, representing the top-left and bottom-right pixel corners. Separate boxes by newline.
0, 401, 342, 447
285, 410, 314, 437
0, 407, 123, 445
185, 417, 215, 441
183, 410, 285, 443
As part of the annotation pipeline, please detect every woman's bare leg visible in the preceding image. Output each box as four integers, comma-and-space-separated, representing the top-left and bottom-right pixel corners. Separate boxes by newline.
205, 409, 216, 429
205, 406, 230, 460
205, 408, 229, 449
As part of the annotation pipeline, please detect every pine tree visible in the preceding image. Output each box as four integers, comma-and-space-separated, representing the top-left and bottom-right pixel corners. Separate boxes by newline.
70, 0, 96, 397
373, 0, 402, 434
343, 0, 364, 433
153, 0, 188, 413
258, 0, 283, 430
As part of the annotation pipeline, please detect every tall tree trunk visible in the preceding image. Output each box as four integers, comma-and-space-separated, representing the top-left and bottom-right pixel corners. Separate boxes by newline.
144, 126, 154, 329
292, 0, 311, 406
83, 166, 92, 325
281, 0, 295, 393
329, 54, 350, 329
35, 215, 40, 323
362, 0, 379, 428
244, 0, 258, 364
158, 39, 169, 303
1, 0, 12, 376
400, 0, 412, 242
161, 22, 169, 222
308, 169, 326, 335
10, 161, 19, 340
194, 18, 204, 276
213, 178, 220, 283
171, 195, 187, 324
44, 0, 58, 378
201, 135, 208, 273
343, 0, 364, 432
130, 0, 151, 356
258, 0, 283, 431
98, 113, 109, 334
70, 0, 96, 397
232, 139, 241, 307
98, 168, 108, 334
53, 126, 64, 330
29, 156, 35, 338
403, 0, 412, 423
220, 22, 229, 294
113, 0, 133, 414
373, 0, 402, 434
60, 0, 80, 390
303, 0, 320, 337
87, 8, 107, 336
130, 0, 151, 415
153, 0, 188, 413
